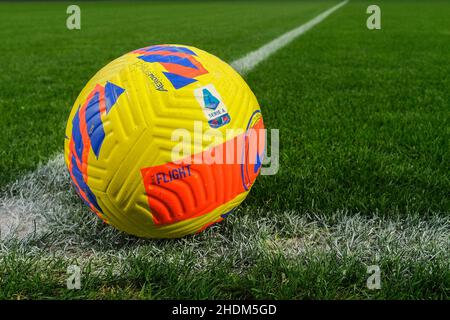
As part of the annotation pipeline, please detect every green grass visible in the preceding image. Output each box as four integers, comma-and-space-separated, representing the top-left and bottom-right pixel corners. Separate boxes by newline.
247, 0, 450, 216
1, 207, 449, 299
0, 0, 449, 299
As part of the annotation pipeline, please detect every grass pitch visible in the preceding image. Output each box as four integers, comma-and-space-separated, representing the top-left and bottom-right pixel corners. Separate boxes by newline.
0, 0, 449, 299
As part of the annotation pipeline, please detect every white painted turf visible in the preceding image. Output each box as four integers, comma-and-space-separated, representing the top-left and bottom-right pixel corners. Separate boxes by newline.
0, 1, 350, 242
0, 154, 66, 240
231, 0, 349, 74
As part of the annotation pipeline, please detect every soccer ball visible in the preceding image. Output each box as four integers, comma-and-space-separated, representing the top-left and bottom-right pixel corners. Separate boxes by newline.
64, 44, 264, 238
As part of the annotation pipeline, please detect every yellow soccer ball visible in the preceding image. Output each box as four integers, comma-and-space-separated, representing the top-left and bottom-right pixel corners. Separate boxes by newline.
64, 44, 264, 238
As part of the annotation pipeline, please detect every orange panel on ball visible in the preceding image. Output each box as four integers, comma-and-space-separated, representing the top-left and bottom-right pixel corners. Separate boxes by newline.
141, 116, 265, 225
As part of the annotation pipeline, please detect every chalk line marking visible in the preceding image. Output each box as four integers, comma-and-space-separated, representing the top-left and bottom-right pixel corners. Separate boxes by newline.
231, 0, 349, 74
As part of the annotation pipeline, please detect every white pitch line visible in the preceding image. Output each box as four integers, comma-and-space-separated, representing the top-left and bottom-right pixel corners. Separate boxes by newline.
0, 2, 348, 241
231, 0, 349, 74
0, 154, 68, 241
